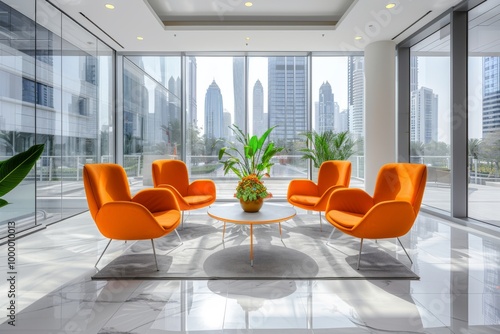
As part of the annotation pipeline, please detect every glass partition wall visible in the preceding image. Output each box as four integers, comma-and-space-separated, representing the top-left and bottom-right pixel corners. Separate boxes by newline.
0, 0, 114, 236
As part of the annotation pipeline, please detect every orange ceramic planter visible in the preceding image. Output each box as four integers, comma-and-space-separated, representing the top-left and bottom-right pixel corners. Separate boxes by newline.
240, 198, 264, 212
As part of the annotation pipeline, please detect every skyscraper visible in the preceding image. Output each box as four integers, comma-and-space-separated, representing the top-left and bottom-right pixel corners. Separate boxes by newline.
348, 56, 364, 138
268, 56, 308, 142
410, 87, 438, 144
483, 57, 500, 136
204, 80, 224, 139
317, 81, 335, 133
252, 79, 266, 136
233, 57, 245, 130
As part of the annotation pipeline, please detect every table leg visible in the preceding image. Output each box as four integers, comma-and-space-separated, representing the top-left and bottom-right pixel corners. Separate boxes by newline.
279, 222, 282, 239
222, 222, 226, 241
250, 224, 254, 267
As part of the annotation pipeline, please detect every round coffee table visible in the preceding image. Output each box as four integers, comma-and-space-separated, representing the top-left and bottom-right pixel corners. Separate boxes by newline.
207, 203, 296, 266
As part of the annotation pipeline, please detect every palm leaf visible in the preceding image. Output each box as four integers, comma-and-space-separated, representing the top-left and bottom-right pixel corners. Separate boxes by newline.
0, 144, 44, 198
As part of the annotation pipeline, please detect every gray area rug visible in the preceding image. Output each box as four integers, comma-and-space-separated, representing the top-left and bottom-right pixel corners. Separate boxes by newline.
92, 212, 419, 280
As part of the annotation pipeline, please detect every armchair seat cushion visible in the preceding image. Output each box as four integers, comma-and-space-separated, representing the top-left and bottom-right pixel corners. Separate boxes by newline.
289, 195, 320, 207
185, 195, 215, 206
153, 210, 182, 231
326, 210, 363, 229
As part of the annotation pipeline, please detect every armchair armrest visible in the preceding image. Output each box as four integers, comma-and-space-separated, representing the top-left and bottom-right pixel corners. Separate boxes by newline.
315, 185, 347, 211
96, 201, 168, 239
133, 188, 180, 212
155, 184, 190, 207
351, 200, 416, 239
188, 179, 216, 196
325, 188, 374, 214
287, 179, 319, 199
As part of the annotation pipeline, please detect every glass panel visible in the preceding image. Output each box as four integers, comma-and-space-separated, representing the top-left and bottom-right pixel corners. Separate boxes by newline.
468, 2, 500, 227
0, 0, 38, 231
311, 56, 365, 185
122, 56, 181, 187
184, 56, 242, 198
36, 0, 63, 223
266, 56, 308, 182
410, 28, 451, 212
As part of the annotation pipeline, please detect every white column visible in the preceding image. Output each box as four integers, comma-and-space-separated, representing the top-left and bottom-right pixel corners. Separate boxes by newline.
364, 41, 396, 194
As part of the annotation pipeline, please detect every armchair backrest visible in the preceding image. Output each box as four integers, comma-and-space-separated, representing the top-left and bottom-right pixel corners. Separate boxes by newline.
317, 160, 352, 194
83, 164, 132, 220
152, 160, 189, 195
373, 163, 427, 215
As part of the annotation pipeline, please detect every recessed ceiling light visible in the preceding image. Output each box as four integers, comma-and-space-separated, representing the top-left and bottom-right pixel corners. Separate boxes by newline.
245, 37, 250, 41
354, 36, 362, 40
137, 36, 144, 41
105, 4, 115, 10
386, 3, 396, 9
245, 2, 253, 7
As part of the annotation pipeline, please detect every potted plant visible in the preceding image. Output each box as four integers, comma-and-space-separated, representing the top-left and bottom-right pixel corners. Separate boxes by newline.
218, 124, 283, 212
0, 144, 45, 208
235, 174, 269, 212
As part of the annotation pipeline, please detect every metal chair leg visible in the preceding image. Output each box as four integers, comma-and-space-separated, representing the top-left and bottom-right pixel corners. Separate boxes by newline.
174, 229, 183, 244
357, 238, 364, 270
181, 211, 185, 230
95, 239, 112, 268
326, 227, 336, 245
151, 239, 159, 271
397, 237, 413, 264
319, 212, 323, 231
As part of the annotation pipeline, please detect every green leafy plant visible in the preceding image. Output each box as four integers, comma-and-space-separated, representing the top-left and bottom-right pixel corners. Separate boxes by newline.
218, 124, 284, 180
235, 174, 268, 201
0, 144, 45, 208
299, 130, 357, 168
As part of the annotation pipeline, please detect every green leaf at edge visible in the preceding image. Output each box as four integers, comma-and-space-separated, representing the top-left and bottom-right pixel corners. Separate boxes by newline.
0, 143, 45, 198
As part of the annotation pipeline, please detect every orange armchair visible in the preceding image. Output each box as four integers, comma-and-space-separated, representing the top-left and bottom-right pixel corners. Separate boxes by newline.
83, 163, 181, 271
325, 163, 427, 269
287, 160, 351, 230
152, 159, 216, 227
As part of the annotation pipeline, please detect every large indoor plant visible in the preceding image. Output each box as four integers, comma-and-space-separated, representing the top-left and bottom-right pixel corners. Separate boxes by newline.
218, 125, 283, 212
0, 143, 45, 208
299, 130, 357, 168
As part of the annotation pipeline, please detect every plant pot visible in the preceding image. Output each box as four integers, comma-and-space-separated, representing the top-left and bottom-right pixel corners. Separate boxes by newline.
239, 198, 264, 212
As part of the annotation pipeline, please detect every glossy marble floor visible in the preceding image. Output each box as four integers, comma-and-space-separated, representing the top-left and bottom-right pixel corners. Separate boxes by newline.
0, 208, 499, 333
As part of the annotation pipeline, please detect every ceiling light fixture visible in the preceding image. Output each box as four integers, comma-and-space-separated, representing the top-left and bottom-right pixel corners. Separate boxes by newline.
137, 36, 144, 41
245, 2, 253, 7
105, 4, 115, 10
386, 3, 396, 9
354, 36, 362, 40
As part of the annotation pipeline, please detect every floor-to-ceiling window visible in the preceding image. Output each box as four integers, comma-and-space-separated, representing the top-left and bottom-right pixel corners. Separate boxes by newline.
311, 56, 365, 182
410, 29, 451, 212
0, 0, 114, 236
123, 54, 365, 200
468, 1, 500, 227
122, 56, 182, 186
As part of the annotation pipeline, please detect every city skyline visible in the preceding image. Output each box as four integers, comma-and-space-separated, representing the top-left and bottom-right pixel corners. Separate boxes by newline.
194, 57, 352, 136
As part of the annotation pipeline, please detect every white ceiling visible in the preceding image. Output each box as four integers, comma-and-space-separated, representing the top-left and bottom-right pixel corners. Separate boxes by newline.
47, 0, 464, 53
